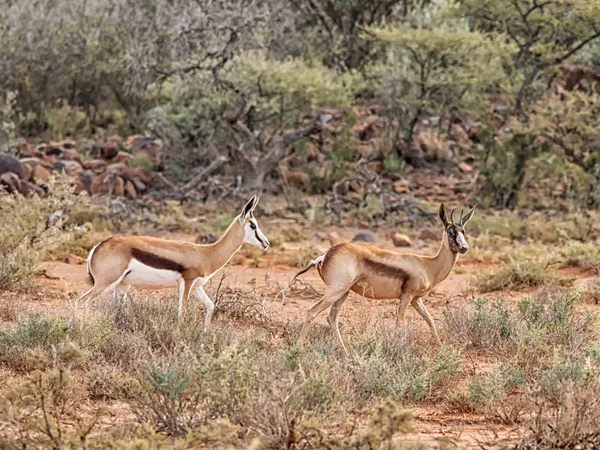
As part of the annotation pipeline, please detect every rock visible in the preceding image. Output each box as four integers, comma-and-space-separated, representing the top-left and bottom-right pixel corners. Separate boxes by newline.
0, 155, 24, 179
32, 165, 52, 182
90, 144, 103, 159
352, 231, 376, 243
392, 233, 412, 247
111, 152, 133, 165
419, 228, 440, 241
122, 167, 153, 186
451, 124, 469, 143
20, 180, 46, 197
352, 115, 385, 140
101, 144, 119, 160
19, 157, 43, 168
348, 180, 361, 192
53, 160, 82, 176
124, 180, 137, 198
65, 254, 85, 265
312, 232, 328, 241
367, 161, 384, 174
106, 163, 128, 172
305, 142, 324, 162
78, 170, 95, 192
195, 232, 220, 244
113, 176, 125, 197
328, 231, 345, 246
18, 141, 38, 157
392, 180, 410, 194
82, 159, 108, 173
21, 163, 33, 181
0, 172, 22, 193
131, 177, 147, 192
458, 161, 473, 173
60, 148, 80, 161
90, 172, 120, 196
125, 134, 144, 149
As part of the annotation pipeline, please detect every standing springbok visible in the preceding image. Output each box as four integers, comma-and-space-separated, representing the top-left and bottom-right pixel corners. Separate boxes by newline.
80, 195, 269, 331
292, 203, 475, 355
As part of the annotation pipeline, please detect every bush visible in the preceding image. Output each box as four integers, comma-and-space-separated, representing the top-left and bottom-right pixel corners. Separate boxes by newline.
0, 180, 84, 291
474, 261, 566, 292
444, 291, 595, 366
0, 312, 69, 349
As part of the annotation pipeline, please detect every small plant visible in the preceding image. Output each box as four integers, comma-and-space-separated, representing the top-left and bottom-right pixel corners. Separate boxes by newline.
0, 312, 70, 349
474, 261, 564, 292
128, 154, 153, 170
443, 298, 519, 352
383, 153, 405, 173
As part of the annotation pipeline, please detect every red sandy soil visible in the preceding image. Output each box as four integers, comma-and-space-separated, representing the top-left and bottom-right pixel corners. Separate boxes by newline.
8, 227, 600, 449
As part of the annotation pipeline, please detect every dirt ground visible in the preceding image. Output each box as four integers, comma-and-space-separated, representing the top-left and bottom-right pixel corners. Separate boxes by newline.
24, 225, 600, 449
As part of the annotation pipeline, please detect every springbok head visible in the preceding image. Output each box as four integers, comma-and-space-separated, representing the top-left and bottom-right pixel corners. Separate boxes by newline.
239, 195, 270, 250
438, 203, 476, 254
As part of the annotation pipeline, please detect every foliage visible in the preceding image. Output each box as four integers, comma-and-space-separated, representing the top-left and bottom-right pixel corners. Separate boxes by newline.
364, 13, 507, 162
474, 261, 563, 292
454, 0, 600, 207
0, 180, 85, 291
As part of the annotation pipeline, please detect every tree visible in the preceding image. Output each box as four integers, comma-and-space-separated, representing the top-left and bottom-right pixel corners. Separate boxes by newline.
364, 17, 507, 165
516, 88, 600, 207
454, 0, 600, 208
218, 52, 357, 190
285, 0, 431, 71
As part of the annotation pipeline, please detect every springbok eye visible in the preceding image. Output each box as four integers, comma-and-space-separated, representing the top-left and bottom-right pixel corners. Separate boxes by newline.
250, 222, 257, 230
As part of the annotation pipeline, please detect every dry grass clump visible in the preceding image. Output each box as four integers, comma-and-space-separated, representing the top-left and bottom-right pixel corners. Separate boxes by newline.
550, 240, 600, 274
512, 377, 600, 450
473, 261, 569, 292
0, 282, 459, 448
444, 289, 599, 430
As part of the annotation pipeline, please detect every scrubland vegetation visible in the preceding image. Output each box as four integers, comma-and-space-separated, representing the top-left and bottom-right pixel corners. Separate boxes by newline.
3, 0, 600, 447
0, 189, 598, 448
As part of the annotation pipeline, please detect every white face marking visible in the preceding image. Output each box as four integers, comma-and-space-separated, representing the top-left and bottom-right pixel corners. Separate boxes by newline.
456, 231, 468, 250
243, 218, 270, 250
121, 259, 182, 289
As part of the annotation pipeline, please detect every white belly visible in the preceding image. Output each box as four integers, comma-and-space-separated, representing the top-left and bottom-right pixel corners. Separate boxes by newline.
122, 258, 182, 289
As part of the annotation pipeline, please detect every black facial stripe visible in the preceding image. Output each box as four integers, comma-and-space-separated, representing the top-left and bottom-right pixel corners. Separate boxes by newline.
254, 230, 266, 246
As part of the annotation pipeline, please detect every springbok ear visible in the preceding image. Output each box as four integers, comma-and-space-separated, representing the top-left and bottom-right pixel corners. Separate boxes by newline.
240, 195, 258, 221
438, 203, 449, 227
250, 195, 259, 217
461, 203, 477, 226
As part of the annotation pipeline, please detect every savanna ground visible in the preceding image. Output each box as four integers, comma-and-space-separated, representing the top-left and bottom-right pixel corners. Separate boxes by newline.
1, 191, 600, 450
4, 0, 600, 447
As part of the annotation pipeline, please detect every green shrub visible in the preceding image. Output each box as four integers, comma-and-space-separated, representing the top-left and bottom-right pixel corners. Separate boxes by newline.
0, 180, 83, 291
0, 313, 69, 348
474, 261, 565, 292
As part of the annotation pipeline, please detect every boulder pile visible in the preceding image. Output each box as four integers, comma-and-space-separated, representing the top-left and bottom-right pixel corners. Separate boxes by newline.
0, 135, 168, 197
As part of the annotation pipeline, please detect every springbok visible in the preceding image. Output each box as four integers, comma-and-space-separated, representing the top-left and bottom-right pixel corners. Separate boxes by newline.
80, 195, 269, 331
292, 203, 475, 355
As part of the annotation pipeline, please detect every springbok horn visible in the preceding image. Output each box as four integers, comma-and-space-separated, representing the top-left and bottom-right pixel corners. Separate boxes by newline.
450, 208, 456, 225
459, 209, 464, 225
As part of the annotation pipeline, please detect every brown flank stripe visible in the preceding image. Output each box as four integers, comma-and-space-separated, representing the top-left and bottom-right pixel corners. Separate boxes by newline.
130, 248, 185, 273
363, 259, 410, 283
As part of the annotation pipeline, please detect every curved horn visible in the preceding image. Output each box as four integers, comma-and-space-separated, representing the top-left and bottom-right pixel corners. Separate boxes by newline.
450, 208, 456, 225
459, 209, 464, 225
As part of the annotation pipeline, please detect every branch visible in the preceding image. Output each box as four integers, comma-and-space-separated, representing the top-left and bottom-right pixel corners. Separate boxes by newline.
547, 32, 600, 67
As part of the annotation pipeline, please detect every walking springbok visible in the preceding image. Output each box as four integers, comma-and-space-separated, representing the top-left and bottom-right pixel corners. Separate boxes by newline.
80, 195, 269, 331
292, 203, 476, 355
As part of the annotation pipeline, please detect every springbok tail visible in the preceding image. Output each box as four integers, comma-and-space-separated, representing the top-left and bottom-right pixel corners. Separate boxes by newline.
86, 244, 100, 286
291, 254, 325, 285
